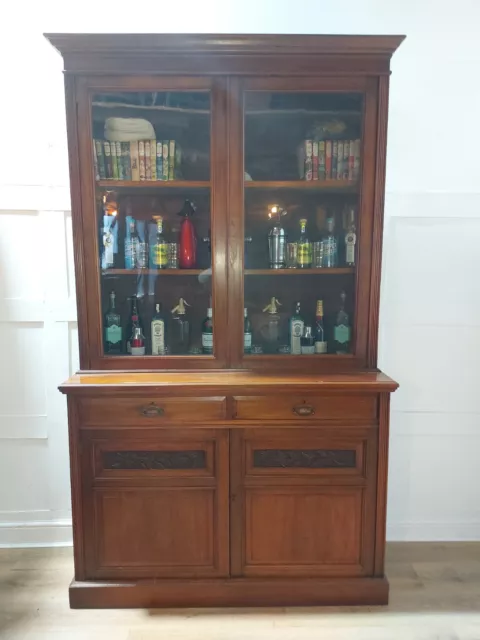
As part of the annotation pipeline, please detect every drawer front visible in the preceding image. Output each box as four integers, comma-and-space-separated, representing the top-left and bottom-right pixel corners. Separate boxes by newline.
233, 394, 377, 423
78, 396, 227, 426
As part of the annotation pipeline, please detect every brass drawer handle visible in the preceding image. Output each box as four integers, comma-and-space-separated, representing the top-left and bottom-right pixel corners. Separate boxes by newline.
140, 403, 165, 418
293, 404, 315, 417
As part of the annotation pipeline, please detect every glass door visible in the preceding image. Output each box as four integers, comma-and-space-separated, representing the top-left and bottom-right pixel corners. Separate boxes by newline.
77, 77, 227, 369
239, 80, 371, 368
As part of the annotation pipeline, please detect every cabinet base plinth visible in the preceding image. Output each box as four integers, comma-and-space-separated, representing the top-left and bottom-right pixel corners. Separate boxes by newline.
69, 576, 389, 609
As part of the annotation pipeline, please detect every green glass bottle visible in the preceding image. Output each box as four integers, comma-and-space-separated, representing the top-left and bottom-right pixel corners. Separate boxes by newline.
152, 216, 168, 269
296, 218, 312, 268
104, 291, 122, 354
201, 301, 213, 354
333, 291, 351, 354
289, 301, 304, 355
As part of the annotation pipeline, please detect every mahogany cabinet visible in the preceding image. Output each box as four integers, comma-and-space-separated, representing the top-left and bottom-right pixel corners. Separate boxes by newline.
47, 33, 403, 608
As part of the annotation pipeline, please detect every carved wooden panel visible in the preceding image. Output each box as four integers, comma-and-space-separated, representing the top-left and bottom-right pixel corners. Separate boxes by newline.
253, 449, 356, 469
102, 450, 206, 470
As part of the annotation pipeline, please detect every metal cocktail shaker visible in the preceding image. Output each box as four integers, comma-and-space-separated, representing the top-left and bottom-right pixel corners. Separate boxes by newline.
268, 225, 287, 269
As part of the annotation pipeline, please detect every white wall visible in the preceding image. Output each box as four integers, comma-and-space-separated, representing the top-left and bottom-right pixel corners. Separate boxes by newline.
0, 0, 479, 545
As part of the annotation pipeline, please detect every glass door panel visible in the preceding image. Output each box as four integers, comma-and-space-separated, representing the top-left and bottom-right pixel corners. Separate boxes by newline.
243, 91, 362, 358
92, 90, 214, 359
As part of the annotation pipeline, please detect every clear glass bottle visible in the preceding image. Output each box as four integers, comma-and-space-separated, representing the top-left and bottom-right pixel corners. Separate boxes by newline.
201, 301, 213, 354
171, 298, 191, 355
344, 207, 356, 267
300, 325, 315, 354
104, 291, 122, 354
151, 302, 166, 355
322, 216, 338, 268
244, 308, 252, 353
289, 301, 304, 355
296, 219, 312, 269
314, 299, 327, 354
261, 297, 282, 354
333, 290, 351, 354
125, 219, 138, 269
152, 216, 168, 269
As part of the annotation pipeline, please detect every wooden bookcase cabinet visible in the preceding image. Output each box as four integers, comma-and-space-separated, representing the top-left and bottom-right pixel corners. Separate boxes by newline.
47, 33, 403, 609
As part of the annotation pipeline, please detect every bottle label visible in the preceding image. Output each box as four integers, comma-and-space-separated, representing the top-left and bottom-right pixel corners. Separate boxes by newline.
202, 333, 213, 349
136, 242, 148, 268
315, 340, 328, 354
153, 245, 168, 267
323, 238, 338, 267
334, 324, 351, 344
301, 345, 315, 355
244, 332, 252, 349
106, 324, 122, 345
103, 230, 114, 268
151, 320, 165, 355
345, 232, 356, 265
297, 243, 312, 265
131, 345, 146, 356
291, 319, 304, 338
125, 238, 138, 269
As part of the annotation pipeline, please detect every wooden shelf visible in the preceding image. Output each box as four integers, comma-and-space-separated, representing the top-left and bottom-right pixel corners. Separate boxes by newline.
96, 180, 210, 189
245, 180, 357, 191
245, 268, 354, 275
102, 269, 204, 276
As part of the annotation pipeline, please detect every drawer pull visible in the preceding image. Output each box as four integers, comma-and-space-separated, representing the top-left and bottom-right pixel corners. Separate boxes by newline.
140, 403, 165, 418
293, 404, 315, 417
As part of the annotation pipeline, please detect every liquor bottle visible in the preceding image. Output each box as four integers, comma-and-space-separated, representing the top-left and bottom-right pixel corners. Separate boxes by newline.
322, 216, 338, 268
124, 218, 138, 269
333, 291, 351, 354
130, 325, 146, 356
296, 219, 312, 269
314, 299, 327, 354
177, 200, 197, 269
152, 216, 168, 269
104, 291, 122, 354
289, 302, 304, 355
201, 301, 213, 354
344, 207, 356, 267
151, 302, 166, 355
261, 297, 282, 354
171, 298, 190, 354
301, 326, 315, 354
244, 308, 252, 353
126, 296, 142, 354
267, 204, 287, 269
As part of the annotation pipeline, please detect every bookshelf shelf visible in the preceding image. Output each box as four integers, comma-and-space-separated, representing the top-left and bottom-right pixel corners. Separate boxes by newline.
97, 180, 210, 189
245, 268, 354, 275
245, 180, 357, 191
102, 269, 204, 276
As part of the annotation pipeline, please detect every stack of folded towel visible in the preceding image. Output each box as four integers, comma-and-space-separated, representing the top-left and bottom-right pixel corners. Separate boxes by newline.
105, 117, 155, 142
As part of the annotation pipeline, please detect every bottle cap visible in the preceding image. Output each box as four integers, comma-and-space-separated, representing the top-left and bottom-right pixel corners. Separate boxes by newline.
299, 218, 307, 226
171, 298, 190, 315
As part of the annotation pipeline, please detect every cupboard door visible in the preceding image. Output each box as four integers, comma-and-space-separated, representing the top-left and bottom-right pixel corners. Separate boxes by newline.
230, 427, 377, 577
81, 428, 229, 579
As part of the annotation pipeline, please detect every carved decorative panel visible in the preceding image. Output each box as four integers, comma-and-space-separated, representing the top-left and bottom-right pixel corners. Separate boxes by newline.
103, 450, 206, 470
253, 449, 356, 469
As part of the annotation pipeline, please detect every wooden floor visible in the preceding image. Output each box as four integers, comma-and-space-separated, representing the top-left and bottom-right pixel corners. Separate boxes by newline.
1, 543, 479, 639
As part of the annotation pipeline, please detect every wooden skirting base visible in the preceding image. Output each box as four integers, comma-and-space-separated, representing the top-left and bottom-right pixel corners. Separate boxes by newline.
69, 576, 389, 609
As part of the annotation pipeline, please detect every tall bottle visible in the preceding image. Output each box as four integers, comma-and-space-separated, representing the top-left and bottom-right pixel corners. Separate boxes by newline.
177, 200, 197, 269
151, 302, 166, 355
344, 207, 356, 267
171, 298, 190, 354
152, 216, 168, 269
322, 216, 338, 268
201, 301, 213, 354
296, 219, 312, 269
314, 299, 328, 354
104, 291, 122, 354
125, 219, 138, 269
333, 291, 351, 354
261, 297, 282, 353
267, 204, 287, 269
243, 308, 252, 353
289, 301, 304, 355
126, 296, 142, 354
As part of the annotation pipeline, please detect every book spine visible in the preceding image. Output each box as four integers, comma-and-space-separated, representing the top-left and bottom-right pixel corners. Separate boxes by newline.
175, 144, 182, 180
122, 142, 131, 180
95, 140, 106, 180
343, 139, 350, 180
138, 141, 146, 181
332, 141, 338, 181
115, 142, 124, 180
104, 141, 112, 179
337, 141, 344, 180
304, 139, 313, 181
312, 141, 319, 181
353, 139, 361, 181
348, 140, 355, 181
93, 140, 99, 181
150, 139, 157, 181
169, 140, 176, 180
156, 142, 163, 180
111, 141, 119, 180
162, 141, 169, 180
130, 141, 140, 181
145, 140, 151, 180
318, 141, 326, 180
325, 140, 332, 180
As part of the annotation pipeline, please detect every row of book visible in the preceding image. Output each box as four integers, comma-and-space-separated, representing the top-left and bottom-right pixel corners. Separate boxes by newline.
93, 139, 181, 182
303, 139, 361, 182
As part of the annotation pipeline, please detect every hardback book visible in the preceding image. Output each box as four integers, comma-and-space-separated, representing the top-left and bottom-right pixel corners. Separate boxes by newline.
111, 140, 119, 180
337, 141, 344, 180
353, 139, 361, 181
103, 141, 113, 179
162, 141, 169, 180
312, 141, 319, 181
150, 139, 157, 180
145, 140, 152, 180
93, 140, 99, 181
168, 140, 176, 180
156, 142, 163, 180
130, 141, 140, 181
332, 141, 338, 181
318, 141, 326, 180
325, 140, 332, 179
304, 140, 313, 181
343, 139, 350, 180
121, 142, 131, 180
138, 141, 146, 181
116, 142, 124, 180
95, 140, 106, 180
348, 140, 355, 181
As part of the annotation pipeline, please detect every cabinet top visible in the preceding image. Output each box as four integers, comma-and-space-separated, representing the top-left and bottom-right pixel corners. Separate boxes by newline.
59, 371, 398, 395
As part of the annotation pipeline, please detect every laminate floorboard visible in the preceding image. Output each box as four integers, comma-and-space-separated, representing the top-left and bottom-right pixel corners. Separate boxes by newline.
1, 543, 479, 639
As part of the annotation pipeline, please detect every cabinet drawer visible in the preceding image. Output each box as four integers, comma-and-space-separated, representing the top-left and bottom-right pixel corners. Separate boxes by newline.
233, 395, 377, 423
78, 396, 227, 426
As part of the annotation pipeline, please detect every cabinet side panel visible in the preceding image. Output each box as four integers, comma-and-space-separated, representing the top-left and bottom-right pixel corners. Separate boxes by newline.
374, 392, 390, 575
67, 397, 86, 580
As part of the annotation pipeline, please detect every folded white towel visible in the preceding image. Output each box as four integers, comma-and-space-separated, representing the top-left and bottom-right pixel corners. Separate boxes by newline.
104, 117, 155, 142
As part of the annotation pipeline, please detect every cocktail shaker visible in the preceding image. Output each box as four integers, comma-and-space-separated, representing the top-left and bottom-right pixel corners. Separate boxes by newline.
268, 225, 287, 269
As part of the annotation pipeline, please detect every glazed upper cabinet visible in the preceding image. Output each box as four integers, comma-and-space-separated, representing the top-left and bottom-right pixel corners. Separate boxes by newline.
68, 69, 384, 372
